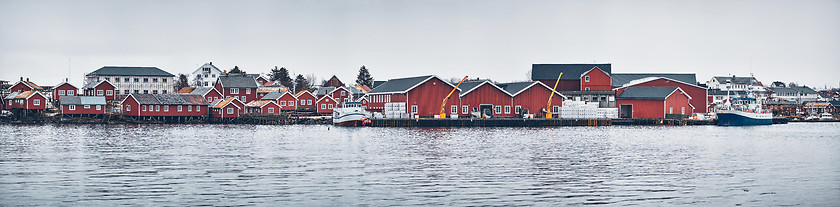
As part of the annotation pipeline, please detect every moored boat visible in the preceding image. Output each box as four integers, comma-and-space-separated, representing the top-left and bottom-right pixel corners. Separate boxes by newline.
819, 112, 835, 121
332, 101, 369, 126
717, 110, 772, 126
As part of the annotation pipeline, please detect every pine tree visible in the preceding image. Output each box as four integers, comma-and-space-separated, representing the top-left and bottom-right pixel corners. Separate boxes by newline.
269, 66, 282, 81
278, 67, 292, 87
294, 74, 310, 93
355, 65, 373, 87
175, 74, 190, 91
229, 66, 242, 74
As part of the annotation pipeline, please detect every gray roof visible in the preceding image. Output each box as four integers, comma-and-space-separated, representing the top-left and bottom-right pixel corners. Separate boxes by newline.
82, 80, 111, 90
60, 96, 106, 105
315, 87, 336, 96
496, 82, 537, 96
87, 66, 174, 77
830, 101, 840, 106
4, 91, 21, 100
612, 73, 697, 87
713, 76, 760, 85
368, 75, 438, 94
261, 91, 289, 100
771, 86, 818, 94
132, 94, 161, 105
156, 94, 188, 105
190, 87, 216, 96
531, 64, 612, 81
456, 81, 486, 94
765, 100, 798, 105
218, 76, 259, 88
616, 87, 680, 100
372, 81, 386, 89
191, 63, 223, 74
127, 94, 208, 105
707, 89, 746, 96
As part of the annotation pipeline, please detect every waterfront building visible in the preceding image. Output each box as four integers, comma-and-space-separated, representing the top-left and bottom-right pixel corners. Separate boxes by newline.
496, 81, 567, 118
59, 96, 106, 115
531, 64, 618, 108
365, 75, 461, 117
294, 90, 318, 110
315, 95, 338, 114
188, 87, 224, 103
707, 76, 763, 91
615, 87, 694, 119
4, 91, 47, 110
245, 100, 281, 115
120, 94, 209, 117
322, 75, 344, 87
256, 86, 288, 100
579, 67, 612, 91
765, 100, 798, 116
52, 81, 78, 103
261, 91, 297, 111
457, 80, 514, 118
82, 80, 116, 101
210, 97, 243, 118
356, 96, 369, 109
330, 87, 353, 103
803, 102, 834, 115
613, 77, 708, 113
85, 66, 176, 97
9, 78, 43, 93
190, 62, 224, 87
769, 86, 819, 104
214, 76, 260, 103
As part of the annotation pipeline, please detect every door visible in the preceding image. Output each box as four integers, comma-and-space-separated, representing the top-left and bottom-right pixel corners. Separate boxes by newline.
479, 104, 494, 118
620, 105, 633, 118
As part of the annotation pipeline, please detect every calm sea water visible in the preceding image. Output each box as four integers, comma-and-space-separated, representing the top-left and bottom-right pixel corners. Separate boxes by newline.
1, 123, 838, 206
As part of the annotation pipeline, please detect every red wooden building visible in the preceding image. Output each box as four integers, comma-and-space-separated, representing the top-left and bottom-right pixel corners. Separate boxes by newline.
82, 80, 116, 100
261, 91, 297, 111
330, 87, 353, 103
9, 78, 43, 93
497, 81, 566, 117
215, 76, 260, 103
59, 96, 106, 115
613, 77, 707, 113
365, 75, 460, 117
316, 95, 338, 114
615, 87, 693, 119
188, 87, 224, 103
245, 100, 281, 115
457, 81, 514, 117
295, 90, 317, 110
4, 91, 47, 110
210, 97, 243, 118
531, 64, 612, 91
121, 94, 209, 117
579, 67, 612, 91
52, 82, 78, 103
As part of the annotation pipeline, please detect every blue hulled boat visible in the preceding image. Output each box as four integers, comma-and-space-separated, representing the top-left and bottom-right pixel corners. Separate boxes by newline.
717, 110, 772, 126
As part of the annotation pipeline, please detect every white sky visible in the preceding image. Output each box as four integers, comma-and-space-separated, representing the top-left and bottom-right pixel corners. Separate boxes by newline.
1, 0, 838, 89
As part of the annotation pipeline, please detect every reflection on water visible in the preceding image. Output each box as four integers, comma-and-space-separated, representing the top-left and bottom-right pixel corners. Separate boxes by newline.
1, 123, 838, 206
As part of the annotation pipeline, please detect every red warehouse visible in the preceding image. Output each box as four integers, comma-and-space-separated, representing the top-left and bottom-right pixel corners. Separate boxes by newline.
579, 67, 612, 91
316, 96, 338, 114
615, 87, 693, 119
245, 100, 281, 115
330, 87, 352, 103
215, 76, 260, 103
52, 81, 78, 103
294, 90, 317, 110
497, 81, 566, 117
614, 77, 707, 113
262, 91, 297, 111
211, 97, 243, 118
189, 87, 224, 103
9, 78, 43, 93
531, 64, 612, 91
82, 80, 116, 100
457, 80, 513, 118
365, 75, 460, 117
4, 91, 47, 110
59, 96, 106, 116
121, 94, 209, 117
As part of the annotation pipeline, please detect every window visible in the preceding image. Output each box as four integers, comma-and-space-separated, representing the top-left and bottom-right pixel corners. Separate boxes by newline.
126, 105, 130, 111
552, 106, 560, 113
143, 78, 149, 83
115, 78, 120, 83
681, 107, 685, 114
34, 99, 41, 105
115, 90, 120, 95
321, 104, 326, 109
585, 87, 590, 91
307, 100, 312, 105
162, 79, 167, 83
495, 106, 502, 114
268, 108, 274, 113
105, 78, 110, 81
134, 90, 140, 94
124, 78, 129, 82
280, 101, 286, 106
153, 90, 158, 94
207, 97, 212, 102
96, 105, 101, 110
204, 82, 209, 86
227, 108, 234, 114
162, 90, 167, 94
327, 104, 334, 109
164, 106, 169, 112
178, 105, 182, 112
341, 91, 346, 96
106, 90, 113, 95
69, 105, 76, 110
144, 90, 149, 94
97, 90, 104, 96
451, 105, 457, 115
301, 100, 305, 105
246, 89, 250, 94
515, 106, 521, 114
188, 105, 192, 111
84, 105, 90, 109
669, 107, 673, 114
156, 105, 160, 111
197, 106, 200, 112
289, 102, 294, 107
143, 105, 147, 111
211, 74, 215, 78
134, 78, 139, 82
411, 105, 418, 114
241, 96, 246, 102
585, 76, 590, 82
124, 90, 130, 94
58, 90, 65, 96
67, 90, 74, 96
152, 78, 158, 82
231, 88, 239, 94
462, 106, 468, 114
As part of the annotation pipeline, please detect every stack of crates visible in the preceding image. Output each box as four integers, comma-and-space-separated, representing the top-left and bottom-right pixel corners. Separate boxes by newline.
384, 102, 408, 119
559, 100, 615, 119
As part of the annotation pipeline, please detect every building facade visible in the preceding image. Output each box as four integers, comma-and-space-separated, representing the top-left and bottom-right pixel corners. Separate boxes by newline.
85, 66, 176, 96
190, 62, 224, 87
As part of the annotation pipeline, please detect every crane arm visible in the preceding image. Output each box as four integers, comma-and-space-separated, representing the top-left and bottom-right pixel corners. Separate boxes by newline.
441, 76, 468, 118
546, 72, 563, 118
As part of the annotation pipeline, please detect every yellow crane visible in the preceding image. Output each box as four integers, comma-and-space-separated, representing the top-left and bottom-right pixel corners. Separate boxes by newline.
546, 72, 563, 118
441, 76, 468, 119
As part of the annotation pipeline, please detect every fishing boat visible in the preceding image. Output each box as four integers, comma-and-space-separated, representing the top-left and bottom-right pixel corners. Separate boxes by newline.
716, 78, 773, 126
819, 112, 835, 121
332, 101, 369, 126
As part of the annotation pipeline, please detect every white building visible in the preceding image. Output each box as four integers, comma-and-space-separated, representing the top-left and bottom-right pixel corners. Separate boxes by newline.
770, 86, 820, 104
84, 66, 176, 96
191, 62, 224, 87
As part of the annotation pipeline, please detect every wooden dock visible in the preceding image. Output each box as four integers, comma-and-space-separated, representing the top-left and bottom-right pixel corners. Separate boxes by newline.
371, 118, 612, 127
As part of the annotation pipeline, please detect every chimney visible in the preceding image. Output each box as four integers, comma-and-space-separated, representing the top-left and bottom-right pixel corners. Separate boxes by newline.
20, 77, 23, 81
26, 78, 29, 82
210, 62, 212, 65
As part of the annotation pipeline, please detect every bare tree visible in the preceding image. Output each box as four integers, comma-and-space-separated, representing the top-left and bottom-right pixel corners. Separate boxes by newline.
305, 73, 318, 89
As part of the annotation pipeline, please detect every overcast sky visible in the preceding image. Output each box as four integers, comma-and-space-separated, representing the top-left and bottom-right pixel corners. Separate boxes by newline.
1, 0, 838, 89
